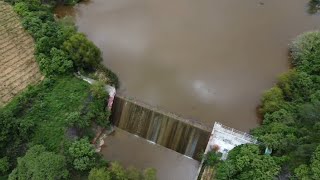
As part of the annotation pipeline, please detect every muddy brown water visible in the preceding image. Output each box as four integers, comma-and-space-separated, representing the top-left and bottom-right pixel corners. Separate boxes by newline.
102, 128, 199, 180
56, 0, 320, 132
55, 0, 320, 179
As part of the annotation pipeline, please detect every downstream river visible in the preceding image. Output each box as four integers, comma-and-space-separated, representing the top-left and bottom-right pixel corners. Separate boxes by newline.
56, 0, 320, 179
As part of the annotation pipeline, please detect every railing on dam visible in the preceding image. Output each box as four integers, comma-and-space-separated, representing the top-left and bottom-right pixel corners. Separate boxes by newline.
111, 95, 211, 160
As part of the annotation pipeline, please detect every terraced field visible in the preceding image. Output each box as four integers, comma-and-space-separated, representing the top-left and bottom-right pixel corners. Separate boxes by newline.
0, 1, 42, 106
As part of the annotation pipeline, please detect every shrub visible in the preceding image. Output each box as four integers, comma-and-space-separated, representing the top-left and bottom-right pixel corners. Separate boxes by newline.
203, 151, 221, 167
88, 168, 111, 180
91, 81, 108, 99
8, 145, 68, 180
0, 157, 9, 174
13, 2, 29, 16
37, 48, 73, 75
66, 111, 90, 128
277, 70, 314, 102
290, 31, 320, 75
263, 109, 295, 125
215, 144, 282, 180
68, 138, 96, 171
260, 86, 285, 115
63, 33, 102, 70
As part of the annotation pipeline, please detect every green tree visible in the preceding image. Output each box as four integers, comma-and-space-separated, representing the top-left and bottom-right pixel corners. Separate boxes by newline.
295, 164, 312, 180
294, 145, 320, 179
277, 70, 314, 101
91, 81, 108, 99
68, 138, 96, 171
0, 157, 9, 174
298, 101, 320, 125
260, 86, 285, 115
290, 31, 320, 75
63, 33, 102, 70
37, 48, 73, 75
263, 109, 295, 125
8, 145, 68, 180
203, 151, 221, 167
13, 2, 29, 16
252, 122, 297, 153
88, 168, 111, 180
311, 145, 320, 179
215, 144, 282, 180
66, 111, 90, 128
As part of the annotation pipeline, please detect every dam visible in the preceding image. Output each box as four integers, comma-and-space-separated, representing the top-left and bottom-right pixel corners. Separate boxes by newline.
111, 95, 211, 160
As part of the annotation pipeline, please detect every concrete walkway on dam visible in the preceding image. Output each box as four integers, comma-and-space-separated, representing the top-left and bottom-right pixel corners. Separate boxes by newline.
101, 128, 200, 180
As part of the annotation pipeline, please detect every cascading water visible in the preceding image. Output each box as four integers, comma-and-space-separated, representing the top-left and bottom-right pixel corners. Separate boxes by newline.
111, 95, 211, 160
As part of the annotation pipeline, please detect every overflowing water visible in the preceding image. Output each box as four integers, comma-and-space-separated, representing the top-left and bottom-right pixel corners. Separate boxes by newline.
112, 96, 210, 159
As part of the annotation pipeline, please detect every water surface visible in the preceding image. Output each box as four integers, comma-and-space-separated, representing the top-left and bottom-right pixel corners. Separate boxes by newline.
101, 128, 199, 180
56, 0, 320, 131
55, 0, 320, 179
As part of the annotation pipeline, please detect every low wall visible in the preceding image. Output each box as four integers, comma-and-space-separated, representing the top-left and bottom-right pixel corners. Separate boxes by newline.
111, 95, 211, 160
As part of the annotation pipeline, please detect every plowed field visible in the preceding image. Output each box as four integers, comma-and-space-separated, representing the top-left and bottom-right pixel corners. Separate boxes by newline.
0, 1, 42, 106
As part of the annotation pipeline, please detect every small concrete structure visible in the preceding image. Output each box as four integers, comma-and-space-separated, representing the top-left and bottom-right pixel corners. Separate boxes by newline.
207, 122, 258, 160
196, 122, 258, 179
76, 73, 116, 110
75, 73, 117, 151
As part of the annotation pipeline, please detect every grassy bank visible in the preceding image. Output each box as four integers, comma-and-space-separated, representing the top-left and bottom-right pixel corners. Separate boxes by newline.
0, 0, 157, 179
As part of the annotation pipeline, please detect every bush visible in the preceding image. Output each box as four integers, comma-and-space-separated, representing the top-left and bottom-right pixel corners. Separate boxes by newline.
66, 111, 90, 128
8, 145, 68, 180
63, 33, 102, 70
203, 151, 221, 167
215, 144, 282, 180
260, 86, 285, 115
277, 70, 314, 102
88, 168, 111, 180
263, 109, 295, 125
290, 31, 320, 75
37, 48, 73, 75
13, 2, 29, 16
68, 138, 96, 171
0, 157, 9, 174
91, 81, 108, 99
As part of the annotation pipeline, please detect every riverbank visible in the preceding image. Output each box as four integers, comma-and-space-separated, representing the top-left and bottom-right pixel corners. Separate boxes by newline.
0, 1, 157, 179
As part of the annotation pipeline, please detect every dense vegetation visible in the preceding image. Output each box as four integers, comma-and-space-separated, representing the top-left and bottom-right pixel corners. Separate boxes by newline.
0, 0, 155, 179
4, 0, 118, 87
204, 31, 320, 179
0, 76, 109, 178
88, 162, 156, 180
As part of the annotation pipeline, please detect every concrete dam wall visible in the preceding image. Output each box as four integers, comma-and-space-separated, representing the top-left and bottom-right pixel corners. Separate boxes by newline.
111, 95, 211, 160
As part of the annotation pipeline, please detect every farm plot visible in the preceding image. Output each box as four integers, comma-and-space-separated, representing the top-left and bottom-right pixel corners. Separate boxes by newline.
0, 1, 42, 106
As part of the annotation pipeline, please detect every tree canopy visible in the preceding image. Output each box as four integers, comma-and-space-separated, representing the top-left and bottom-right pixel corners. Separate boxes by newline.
8, 145, 68, 180
215, 144, 282, 180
